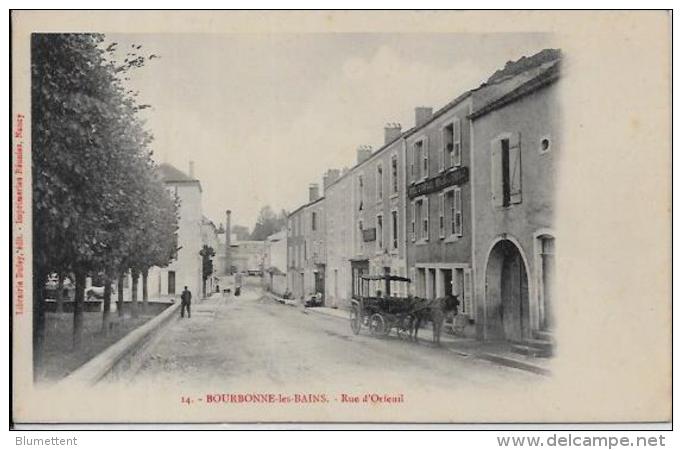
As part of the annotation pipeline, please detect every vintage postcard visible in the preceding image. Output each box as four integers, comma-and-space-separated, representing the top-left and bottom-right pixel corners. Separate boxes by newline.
10, 10, 671, 426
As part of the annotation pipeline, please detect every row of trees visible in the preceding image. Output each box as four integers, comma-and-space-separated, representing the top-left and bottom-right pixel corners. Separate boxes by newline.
31, 34, 178, 369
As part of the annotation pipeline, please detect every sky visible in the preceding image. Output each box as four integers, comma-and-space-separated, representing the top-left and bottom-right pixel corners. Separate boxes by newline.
109, 32, 553, 231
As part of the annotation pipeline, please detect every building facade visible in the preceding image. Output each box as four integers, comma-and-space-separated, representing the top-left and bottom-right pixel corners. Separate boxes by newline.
146, 162, 203, 300
287, 185, 326, 301
284, 48, 559, 346
404, 101, 476, 335
323, 168, 354, 308
349, 127, 410, 303
470, 50, 560, 343
264, 229, 288, 296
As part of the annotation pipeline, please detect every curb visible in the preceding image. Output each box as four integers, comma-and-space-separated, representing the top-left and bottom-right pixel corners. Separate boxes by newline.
476, 353, 551, 376
265, 292, 298, 307
58, 301, 181, 386
303, 306, 550, 376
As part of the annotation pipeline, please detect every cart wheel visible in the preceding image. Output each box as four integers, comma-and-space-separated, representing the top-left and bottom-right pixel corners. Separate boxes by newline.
369, 313, 386, 337
350, 306, 361, 335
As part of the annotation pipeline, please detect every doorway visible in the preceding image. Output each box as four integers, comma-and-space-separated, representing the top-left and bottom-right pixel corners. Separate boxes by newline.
485, 239, 530, 341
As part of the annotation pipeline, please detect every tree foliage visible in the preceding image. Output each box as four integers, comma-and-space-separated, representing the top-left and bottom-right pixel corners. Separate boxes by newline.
250, 206, 288, 241
31, 34, 177, 357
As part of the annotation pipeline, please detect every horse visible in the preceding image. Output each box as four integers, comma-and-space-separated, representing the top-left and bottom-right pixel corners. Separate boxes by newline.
409, 295, 460, 345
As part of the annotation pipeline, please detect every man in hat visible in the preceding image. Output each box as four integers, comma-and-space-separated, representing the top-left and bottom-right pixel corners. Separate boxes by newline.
180, 285, 192, 318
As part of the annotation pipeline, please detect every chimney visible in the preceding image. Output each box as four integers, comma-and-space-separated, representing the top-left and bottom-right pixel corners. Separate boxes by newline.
189, 160, 195, 178
384, 123, 402, 144
356, 145, 372, 165
225, 209, 232, 275
415, 107, 433, 127
309, 183, 320, 202
323, 169, 341, 193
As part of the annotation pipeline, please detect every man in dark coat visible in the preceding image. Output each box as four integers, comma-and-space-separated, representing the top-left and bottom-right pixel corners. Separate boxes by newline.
180, 286, 192, 318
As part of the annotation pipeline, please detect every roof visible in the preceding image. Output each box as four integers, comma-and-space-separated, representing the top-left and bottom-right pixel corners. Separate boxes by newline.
469, 58, 561, 120
309, 48, 562, 198
287, 195, 325, 218
266, 230, 287, 242
158, 163, 196, 182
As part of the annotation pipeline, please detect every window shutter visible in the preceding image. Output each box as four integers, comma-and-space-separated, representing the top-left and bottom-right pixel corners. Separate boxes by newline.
455, 187, 463, 237
454, 119, 462, 167
440, 130, 446, 172
411, 201, 416, 242
438, 192, 445, 239
424, 197, 429, 241
509, 132, 522, 204
463, 267, 473, 316
423, 136, 429, 179
491, 139, 503, 207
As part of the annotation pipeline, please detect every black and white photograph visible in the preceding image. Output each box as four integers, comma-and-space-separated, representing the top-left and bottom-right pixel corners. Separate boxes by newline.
10, 10, 671, 427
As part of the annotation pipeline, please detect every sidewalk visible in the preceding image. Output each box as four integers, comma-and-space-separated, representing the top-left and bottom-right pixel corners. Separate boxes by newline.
301, 305, 551, 376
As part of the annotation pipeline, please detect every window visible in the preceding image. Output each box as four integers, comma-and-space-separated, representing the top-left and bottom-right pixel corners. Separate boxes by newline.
454, 187, 463, 236
358, 175, 364, 211
443, 119, 462, 170
413, 139, 428, 181
422, 197, 429, 241
376, 163, 383, 201
491, 133, 522, 207
442, 123, 453, 171
453, 119, 462, 167
438, 193, 445, 239
391, 155, 399, 194
391, 210, 399, 250
376, 214, 383, 250
414, 198, 428, 241
311, 211, 317, 231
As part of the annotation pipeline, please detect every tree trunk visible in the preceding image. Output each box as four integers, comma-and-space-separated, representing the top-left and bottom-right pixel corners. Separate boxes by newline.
142, 268, 148, 315
55, 272, 64, 313
202, 277, 206, 299
72, 270, 86, 350
117, 273, 124, 318
32, 267, 46, 380
101, 276, 112, 335
131, 269, 139, 318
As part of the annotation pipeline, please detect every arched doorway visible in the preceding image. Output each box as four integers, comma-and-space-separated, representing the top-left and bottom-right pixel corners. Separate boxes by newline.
485, 239, 530, 341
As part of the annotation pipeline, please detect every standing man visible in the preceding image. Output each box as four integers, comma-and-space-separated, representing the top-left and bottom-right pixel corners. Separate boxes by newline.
180, 285, 192, 318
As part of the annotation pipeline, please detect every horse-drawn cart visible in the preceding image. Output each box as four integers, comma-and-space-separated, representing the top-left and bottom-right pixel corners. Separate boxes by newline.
349, 274, 424, 337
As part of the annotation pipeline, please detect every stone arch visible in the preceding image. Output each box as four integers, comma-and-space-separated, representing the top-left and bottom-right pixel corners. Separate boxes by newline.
484, 236, 531, 341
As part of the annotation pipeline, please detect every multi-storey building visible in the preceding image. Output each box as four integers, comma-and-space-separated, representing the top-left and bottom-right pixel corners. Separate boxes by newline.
287, 184, 325, 301
146, 162, 203, 300
470, 49, 560, 344
323, 168, 354, 308
350, 126, 410, 301
404, 99, 476, 335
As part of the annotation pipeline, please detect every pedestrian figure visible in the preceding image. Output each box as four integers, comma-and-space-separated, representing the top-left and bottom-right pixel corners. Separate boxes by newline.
180, 285, 192, 318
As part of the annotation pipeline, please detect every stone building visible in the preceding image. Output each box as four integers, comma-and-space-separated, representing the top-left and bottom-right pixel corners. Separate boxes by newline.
469, 49, 560, 346
404, 99, 476, 335
287, 184, 325, 302
230, 239, 267, 274
323, 168, 354, 308
146, 161, 203, 300
264, 229, 288, 296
